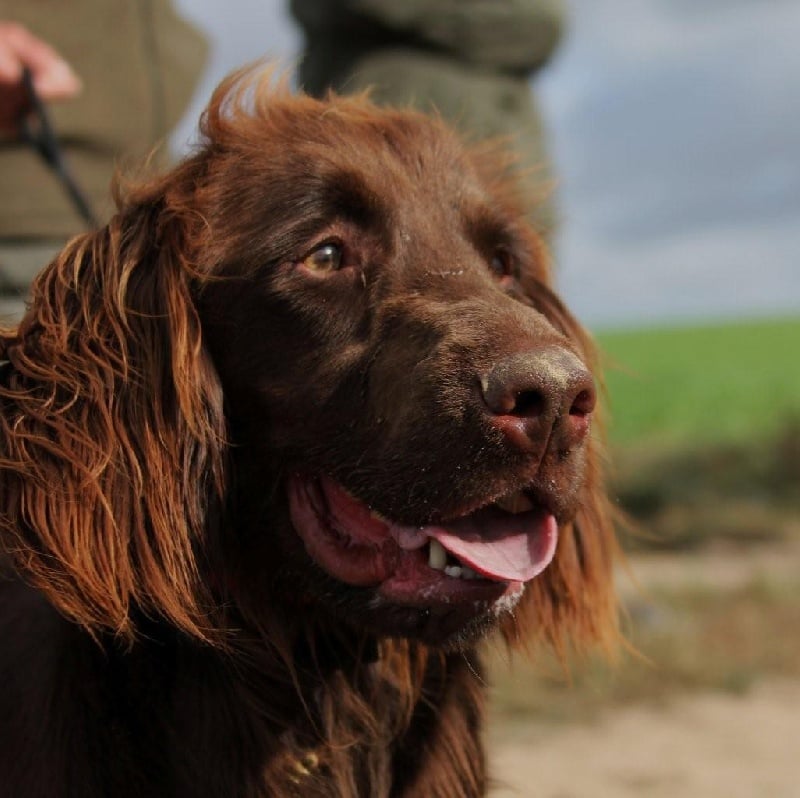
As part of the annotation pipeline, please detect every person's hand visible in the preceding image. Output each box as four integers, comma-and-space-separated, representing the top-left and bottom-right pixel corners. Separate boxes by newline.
0, 22, 81, 134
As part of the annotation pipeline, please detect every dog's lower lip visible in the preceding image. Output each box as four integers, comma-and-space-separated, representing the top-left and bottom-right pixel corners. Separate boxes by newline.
287, 474, 393, 586
287, 474, 558, 602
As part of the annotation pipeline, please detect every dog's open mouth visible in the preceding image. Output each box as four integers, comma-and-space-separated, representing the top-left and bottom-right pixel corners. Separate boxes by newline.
288, 474, 558, 607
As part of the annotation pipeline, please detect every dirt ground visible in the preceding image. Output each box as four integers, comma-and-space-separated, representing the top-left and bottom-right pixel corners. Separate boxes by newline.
488, 545, 800, 797
489, 677, 800, 797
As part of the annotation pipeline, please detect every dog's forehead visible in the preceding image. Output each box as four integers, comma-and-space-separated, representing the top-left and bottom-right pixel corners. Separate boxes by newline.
276, 99, 482, 195
201, 89, 521, 271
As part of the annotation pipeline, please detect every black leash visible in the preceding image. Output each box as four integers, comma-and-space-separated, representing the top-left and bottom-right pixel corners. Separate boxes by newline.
19, 67, 99, 229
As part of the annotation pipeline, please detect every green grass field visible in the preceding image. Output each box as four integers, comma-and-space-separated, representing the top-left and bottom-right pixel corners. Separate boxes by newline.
596, 316, 800, 447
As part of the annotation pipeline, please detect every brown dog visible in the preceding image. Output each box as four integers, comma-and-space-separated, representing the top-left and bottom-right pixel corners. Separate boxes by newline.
0, 69, 617, 797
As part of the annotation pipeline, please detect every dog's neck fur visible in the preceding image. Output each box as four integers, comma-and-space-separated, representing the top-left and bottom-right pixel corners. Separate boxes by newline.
0, 559, 487, 797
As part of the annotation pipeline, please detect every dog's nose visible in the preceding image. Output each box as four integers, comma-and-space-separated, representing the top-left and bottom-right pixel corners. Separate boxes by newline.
480, 348, 596, 452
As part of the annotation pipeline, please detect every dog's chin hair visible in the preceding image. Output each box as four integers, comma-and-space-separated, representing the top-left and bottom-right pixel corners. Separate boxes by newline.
441, 589, 527, 651
331, 592, 512, 651
435, 616, 499, 653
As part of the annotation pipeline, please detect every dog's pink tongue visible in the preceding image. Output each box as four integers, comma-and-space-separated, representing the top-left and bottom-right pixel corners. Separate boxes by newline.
424, 511, 558, 582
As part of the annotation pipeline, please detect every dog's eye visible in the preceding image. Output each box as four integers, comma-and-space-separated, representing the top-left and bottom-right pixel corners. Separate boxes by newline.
303, 242, 343, 272
489, 248, 515, 279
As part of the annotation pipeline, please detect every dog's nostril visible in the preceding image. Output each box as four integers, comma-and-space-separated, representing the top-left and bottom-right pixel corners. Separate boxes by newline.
481, 348, 595, 451
569, 387, 596, 418
511, 390, 545, 418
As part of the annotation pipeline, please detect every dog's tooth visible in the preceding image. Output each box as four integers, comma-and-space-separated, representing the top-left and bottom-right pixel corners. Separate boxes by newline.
494, 491, 535, 514
461, 567, 478, 580
428, 539, 447, 570
444, 565, 463, 579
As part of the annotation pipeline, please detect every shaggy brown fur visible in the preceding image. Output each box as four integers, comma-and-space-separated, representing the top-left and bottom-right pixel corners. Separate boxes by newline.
0, 69, 617, 797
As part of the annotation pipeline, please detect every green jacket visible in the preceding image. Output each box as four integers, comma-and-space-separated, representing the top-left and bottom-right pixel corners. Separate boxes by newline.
0, 0, 207, 239
291, 0, 566, 238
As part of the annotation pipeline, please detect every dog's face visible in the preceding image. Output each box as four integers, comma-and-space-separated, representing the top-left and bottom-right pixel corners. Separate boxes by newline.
195, 87, 599, 647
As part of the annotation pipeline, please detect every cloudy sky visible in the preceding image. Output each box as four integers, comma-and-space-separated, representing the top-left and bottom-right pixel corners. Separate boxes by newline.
174, 0, 800, 328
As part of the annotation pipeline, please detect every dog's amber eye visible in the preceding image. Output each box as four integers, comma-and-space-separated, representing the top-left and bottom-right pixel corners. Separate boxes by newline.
303, 242, 343, 272
489, 248, 514, 279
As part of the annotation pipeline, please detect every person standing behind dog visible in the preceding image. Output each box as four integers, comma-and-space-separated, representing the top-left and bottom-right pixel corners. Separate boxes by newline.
0, 1, 207, 317
290, 0, 565, 243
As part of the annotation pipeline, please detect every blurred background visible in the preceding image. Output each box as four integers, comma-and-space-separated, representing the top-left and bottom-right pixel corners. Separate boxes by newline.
169, 3, 799, 795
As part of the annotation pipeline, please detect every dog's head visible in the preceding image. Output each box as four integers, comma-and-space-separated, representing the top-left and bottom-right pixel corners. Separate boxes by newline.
0, 69, 617, 652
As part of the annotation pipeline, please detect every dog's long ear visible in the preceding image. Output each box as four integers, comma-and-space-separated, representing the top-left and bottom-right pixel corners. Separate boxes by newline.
502, 271, 620, 656
0, 193, 226, 643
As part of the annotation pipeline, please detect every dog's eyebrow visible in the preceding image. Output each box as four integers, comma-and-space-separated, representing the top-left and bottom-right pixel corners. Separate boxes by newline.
318, 169, 390, 233
463, 201, 519, 252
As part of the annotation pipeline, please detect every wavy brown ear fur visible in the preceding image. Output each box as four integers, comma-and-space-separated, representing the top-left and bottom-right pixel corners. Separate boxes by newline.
0, 195, 227, 643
